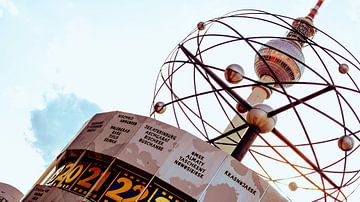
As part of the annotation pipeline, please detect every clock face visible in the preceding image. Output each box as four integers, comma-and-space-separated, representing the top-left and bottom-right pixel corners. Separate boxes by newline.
24, 110, 290, 202
44, 152, 193, 202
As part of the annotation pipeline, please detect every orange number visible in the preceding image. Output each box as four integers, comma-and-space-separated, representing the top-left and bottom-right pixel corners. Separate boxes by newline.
104, 177, 132, 201
77, 167, 101, 188
65, 164, 84, 183
122, 184, 149, 202
94, 170, 111, 191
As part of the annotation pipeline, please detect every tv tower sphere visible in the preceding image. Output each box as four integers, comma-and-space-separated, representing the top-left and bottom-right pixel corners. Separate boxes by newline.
254, 39, 305, 88
151, 1, 360, 201
254, 10, 316, 88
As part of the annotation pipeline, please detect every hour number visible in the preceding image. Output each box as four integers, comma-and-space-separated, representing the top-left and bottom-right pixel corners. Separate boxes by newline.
77, 167, 101, 188
104, 177, 132, 201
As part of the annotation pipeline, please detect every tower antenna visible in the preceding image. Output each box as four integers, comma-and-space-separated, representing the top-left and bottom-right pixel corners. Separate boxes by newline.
308, 0, 325, 19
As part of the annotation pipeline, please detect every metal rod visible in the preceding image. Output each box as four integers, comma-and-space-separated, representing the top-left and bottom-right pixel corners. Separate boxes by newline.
22, 151, 68, 200
272, 128, 340, 190
208, 124, 248, 143
36, 151, 67, 185
82, 157, 117, 201
179, 44, 252, 111
231, 126, 259, 161
179, 44, 259, 160
268, 85, 334, 117
56, 150, 87, 188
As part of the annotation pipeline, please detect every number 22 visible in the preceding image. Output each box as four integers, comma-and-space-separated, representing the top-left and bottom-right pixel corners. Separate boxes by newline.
104, 177, 148, 201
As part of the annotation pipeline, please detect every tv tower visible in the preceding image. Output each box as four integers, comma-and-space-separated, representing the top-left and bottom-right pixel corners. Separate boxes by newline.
220, 0, 326, 160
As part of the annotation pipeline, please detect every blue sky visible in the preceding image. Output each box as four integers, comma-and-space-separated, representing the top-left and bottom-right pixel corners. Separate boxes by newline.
0, 0, 359, 201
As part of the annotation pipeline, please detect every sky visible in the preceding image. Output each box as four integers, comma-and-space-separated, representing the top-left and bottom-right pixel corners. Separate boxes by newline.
0, 0, 359, 201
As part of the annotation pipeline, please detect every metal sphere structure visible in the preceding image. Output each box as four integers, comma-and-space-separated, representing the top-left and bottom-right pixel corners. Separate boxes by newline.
236, 102, 248, 113
150, 6, 360, 202
338, 135, 355, 152
288, 181, 298, 192
154, 101, 166, 114
224, 64, 245, 84
246, 104, 277, 133
339, 63, 349, 74
197, 21, 206, 31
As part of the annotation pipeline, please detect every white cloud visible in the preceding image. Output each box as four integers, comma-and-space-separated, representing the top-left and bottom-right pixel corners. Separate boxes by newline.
30, 92, 101, 161
0, 86, 100, 193
0, 0, 19, 16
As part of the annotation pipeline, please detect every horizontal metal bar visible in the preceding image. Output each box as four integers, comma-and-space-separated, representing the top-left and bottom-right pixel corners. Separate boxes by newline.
268, 85, 335, 117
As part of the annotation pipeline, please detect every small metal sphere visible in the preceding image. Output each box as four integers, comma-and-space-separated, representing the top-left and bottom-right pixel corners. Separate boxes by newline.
154, 101, 166, 114
288, 182, 298, 191
338, 135, 354, 151
236, 102, 248, 113
246, 104, 277, 133
339, 63, 349, 74
224, 64, 245, 84
197, 22, 205, 31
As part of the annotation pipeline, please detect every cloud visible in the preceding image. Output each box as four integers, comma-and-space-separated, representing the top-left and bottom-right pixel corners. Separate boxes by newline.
0, 0, 19, 15
30, 93, 101, 161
